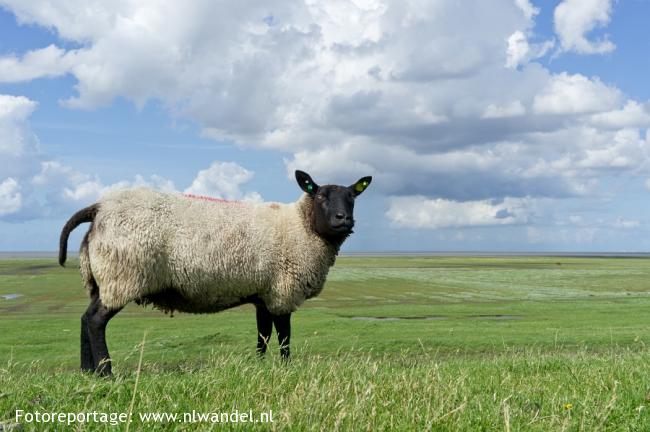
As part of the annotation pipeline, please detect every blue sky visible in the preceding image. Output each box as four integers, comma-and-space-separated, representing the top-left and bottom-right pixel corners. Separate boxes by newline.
1, 0, 650, 252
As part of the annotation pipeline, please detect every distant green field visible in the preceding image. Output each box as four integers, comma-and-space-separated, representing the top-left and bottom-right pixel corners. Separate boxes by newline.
2, 256, 650, 430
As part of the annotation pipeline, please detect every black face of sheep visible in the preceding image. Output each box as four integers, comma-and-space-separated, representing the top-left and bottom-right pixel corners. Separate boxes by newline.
295, 170, 372, 245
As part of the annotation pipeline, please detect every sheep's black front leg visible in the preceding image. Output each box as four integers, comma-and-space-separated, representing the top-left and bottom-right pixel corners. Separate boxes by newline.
86, 297, 121, 376
255, 304, 273, 356
272, 313, 291, 360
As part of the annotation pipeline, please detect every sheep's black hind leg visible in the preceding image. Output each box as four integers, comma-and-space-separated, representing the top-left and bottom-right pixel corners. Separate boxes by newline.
272, 313, 291, 360
80, 311, 94, 372
81, 281, 99, 372
255, 304, 273, 356
86, 297, 122, 376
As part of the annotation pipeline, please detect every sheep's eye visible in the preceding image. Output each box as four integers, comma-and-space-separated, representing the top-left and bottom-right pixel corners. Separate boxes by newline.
316, 194, 325, 200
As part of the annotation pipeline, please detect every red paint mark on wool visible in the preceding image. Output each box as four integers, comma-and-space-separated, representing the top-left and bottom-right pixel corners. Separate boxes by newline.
183, 193, 242, 204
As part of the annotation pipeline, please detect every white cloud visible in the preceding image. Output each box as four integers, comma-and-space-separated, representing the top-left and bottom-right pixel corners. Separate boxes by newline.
62, 179, 105, 204
590, 101, 650, 129
0, 177, 22, 216
533, 72, 621, 115
0, 94, 38, 155
514, 0, 539, 20
67, 173, 177, 203
184, 161, 262, 203
30, 160, 180, 211
554, 0, 615, 54
1, 0, 125, 41
1, 124, 262, 220
10, 157, 262, 220
288, 126, 648, 201
505, 31, 553, 69
506, 31, 530, 69
32, 160, 90, 188
577, 128, 649, 170
0, 94, 42, 185
386, 196, 533, 229
0, 45, 75, 83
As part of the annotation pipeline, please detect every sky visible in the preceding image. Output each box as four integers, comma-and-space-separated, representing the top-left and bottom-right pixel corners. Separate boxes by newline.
1, 0, 650, 252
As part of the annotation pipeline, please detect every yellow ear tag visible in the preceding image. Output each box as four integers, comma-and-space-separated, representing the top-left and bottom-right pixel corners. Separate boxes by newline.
355, 181, 368, 192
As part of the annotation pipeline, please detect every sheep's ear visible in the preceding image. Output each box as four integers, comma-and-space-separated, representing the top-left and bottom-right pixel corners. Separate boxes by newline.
295, 170, 319, 195
350, 176, 372, 196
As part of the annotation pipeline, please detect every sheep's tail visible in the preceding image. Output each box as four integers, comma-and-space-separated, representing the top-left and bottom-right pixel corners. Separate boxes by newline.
59, 204, 99, 267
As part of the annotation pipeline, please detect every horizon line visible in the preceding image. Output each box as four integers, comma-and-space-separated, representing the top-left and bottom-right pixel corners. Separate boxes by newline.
2, 250, 650, 259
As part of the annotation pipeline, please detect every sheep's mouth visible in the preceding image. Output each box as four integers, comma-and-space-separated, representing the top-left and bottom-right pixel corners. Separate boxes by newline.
331, 223, 354, 233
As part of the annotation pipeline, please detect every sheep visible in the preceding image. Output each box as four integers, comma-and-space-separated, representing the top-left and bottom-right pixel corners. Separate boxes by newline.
59, 170, 372, 375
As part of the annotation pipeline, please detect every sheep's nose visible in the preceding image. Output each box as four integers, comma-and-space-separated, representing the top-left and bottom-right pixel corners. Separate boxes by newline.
335, 213, 353, 224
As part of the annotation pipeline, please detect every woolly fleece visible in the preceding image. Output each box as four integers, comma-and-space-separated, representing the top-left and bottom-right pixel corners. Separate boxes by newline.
79, 188, 338, 314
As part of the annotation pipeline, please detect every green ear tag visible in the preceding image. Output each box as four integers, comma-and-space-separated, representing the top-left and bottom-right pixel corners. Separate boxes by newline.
355, 182, 367, 192
307, 184, 313, 192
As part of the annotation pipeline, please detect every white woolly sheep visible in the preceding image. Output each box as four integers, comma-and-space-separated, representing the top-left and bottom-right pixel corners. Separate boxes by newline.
59, 170, 372, 375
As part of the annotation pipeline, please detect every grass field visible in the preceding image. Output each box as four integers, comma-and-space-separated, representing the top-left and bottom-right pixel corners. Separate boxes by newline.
2, 256, 650, 430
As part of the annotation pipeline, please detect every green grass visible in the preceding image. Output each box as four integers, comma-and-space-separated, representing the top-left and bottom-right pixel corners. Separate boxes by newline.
2, 256, 650, 430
